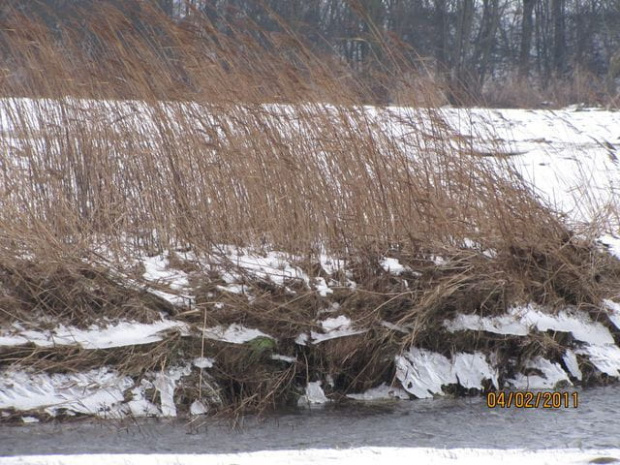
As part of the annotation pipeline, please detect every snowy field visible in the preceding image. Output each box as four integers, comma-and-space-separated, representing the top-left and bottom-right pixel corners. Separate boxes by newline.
2, 448, 620, 465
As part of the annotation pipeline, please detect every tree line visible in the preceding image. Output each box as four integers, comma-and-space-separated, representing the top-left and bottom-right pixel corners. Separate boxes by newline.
2, 0, 620, 105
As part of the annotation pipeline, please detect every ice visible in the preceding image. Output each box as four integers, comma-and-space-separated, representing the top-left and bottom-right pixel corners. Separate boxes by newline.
0, 318, 190, 350
452, 352, 499, 390
445, 304, 614, 345
347, 383, 410, 401
576, 344, 620, 377
189, 400, 208, 415
298, 381, 329, 405
562, 349, 583, 381
507, 357, 572, 390
395, 348, 457, 398
0, 368, 133, 417
396, 348, 497, 398
517, 305, 614, 345
153, 365, 192, 417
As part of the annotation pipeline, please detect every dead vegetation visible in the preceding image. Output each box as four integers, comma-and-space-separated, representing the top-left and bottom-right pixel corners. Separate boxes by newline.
0, 3, 619, 417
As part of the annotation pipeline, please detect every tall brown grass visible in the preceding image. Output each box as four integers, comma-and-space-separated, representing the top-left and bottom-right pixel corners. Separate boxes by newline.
0, 3, 568, 254
1, 3, 619, 414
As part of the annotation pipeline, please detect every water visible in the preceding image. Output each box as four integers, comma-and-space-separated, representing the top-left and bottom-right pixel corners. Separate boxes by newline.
2, 386, 620, 456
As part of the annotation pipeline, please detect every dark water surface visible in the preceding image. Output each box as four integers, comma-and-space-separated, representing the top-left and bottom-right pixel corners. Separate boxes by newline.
1, 386, 619, 456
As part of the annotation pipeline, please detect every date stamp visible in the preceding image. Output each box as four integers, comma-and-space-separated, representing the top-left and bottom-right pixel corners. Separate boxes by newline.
486, 391, 578, 409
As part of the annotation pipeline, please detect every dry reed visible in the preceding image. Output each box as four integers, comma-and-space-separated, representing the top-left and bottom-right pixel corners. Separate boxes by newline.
0, 3, 618, 415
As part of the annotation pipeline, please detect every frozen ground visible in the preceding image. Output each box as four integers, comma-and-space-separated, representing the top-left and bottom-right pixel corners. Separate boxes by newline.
1, 448, 620, 465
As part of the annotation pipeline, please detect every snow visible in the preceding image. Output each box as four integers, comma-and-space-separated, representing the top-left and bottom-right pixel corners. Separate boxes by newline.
576, 344, 620, 377
192, 357, 215, 369
380, 257, 406, 275
452, 352, 499, 390
346, 383, 410, 401
216, 283, 246, 294
397, 349, 454, 398
2, 448, 620, 465
437, 107, 620, 226
298, 381, 329, 405
189, 400, 208, 415
603, 299, 620, 330
141, 253, 191, 307
444, 313, 528, 336
0, 318, 190, 350
507, 357, 572, 390
201, 323, 273, 344
396, 348, 498, 398
380, 320, 410, 334
517, 305, 614, 345
562, 349, 583, 381
3, 102, 620, 419
310, 315, 366, 343
314, 277, 333, 296
0, 364, 202, 419
444, 304, 615, 345
126, 380, 160, 417
215, 246, 310, 288
599, 235, 620, 260
271, 354, 297, 363
445, 305, 620, 383
0, 368, 133, 417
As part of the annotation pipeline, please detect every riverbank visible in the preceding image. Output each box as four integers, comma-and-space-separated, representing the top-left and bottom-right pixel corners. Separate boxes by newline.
1, 98, 620, 421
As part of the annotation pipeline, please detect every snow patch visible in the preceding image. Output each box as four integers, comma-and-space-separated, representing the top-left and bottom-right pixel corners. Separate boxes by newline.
599, 235, 620, 260
444, 313, 528, 336
576, 344, 620, 377
452, 352, 499, 390
444, 304, 614, 345
153, 365, 192, 417
298, 381, 329, 405
314, 277, 333, 296
507, 357, 571, 390
395, 348, 497, 398
0, 318, 189, 350
603, 299, 620, 331
562, 349, 583, 381
202, 324, 273, 344
189, 400, 208, 416
347, 383, 410, 401
310, 316, 366, 343
380, 257, 406, 275
0, 368, 133, 417
271, 354, 297, 363
193, 357, 215, 369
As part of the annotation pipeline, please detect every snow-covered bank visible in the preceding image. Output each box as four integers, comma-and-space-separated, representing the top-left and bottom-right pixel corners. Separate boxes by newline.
1, 102, 620, 420
3, 282, 620, 418
2, 448, 620, 465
